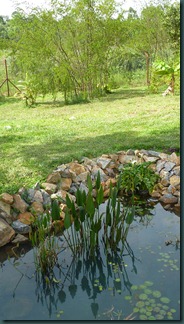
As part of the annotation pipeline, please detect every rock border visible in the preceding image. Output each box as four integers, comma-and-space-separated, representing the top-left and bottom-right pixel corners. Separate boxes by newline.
0, 149, 180, 248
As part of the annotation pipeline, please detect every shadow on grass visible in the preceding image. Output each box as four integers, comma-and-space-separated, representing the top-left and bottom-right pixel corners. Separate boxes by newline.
0, 126, 180, 193
0, 88, 150, 108
99, 88, 149, 102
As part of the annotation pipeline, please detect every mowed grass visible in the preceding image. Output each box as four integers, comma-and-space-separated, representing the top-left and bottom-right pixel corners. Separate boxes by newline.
0, 87, 180, 194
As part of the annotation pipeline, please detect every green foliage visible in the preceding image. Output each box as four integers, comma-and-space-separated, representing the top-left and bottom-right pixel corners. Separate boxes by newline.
29, 212, 59, 276
163, 2, 180, 53
51, 199, 61, 221
152, 59, 180, 94
15, 74, 38, 106
120, 162, 159, 195
63, 171, 133, 256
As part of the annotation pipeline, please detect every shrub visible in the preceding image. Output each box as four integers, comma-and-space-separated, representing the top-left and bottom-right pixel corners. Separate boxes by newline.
120, 162, 159, 196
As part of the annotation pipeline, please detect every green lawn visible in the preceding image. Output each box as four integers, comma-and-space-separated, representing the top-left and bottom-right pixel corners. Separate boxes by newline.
0, 87, 180, 194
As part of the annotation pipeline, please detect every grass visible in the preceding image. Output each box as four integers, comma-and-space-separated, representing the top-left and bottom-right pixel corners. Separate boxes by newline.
0, 87, 180, 194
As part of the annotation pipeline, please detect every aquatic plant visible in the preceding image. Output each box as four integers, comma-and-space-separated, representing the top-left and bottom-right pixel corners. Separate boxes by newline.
120, 161, 159, 196
63, 172, 134, 256
124, 280, 177, 320
29, 212, 61, 276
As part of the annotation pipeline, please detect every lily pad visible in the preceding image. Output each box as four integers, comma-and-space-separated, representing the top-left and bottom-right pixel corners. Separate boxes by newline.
136, 301, 145, 308
162, 305, 169, 310
144, 289, 152, 295
144, 281, 154, 287
139, 308, 146, 314
152, 290, 161, 298
139, 293, 147, 300
139, 314, 147, 320
156, 314, 164, 320
160, 297, 170, 304
131, 285, 138, 290
133, 307, 139, 313
124, 295, 132, 300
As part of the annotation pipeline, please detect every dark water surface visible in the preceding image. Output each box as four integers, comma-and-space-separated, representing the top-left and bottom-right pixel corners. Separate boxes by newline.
0, 203, 180, 320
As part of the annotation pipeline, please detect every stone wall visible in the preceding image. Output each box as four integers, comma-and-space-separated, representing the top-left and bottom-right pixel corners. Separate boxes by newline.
0, 149, 180, 248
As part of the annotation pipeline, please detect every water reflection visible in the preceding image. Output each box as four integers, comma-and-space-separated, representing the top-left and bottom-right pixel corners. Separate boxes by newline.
33, 239, 139, 319
0, 203, 180, 320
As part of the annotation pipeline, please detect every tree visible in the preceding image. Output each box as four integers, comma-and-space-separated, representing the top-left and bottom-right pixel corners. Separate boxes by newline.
163, 2, 180, 54
7, 0, 125, 101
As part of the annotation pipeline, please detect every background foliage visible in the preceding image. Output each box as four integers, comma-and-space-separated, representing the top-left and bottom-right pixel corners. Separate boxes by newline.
0, 0, 180, 102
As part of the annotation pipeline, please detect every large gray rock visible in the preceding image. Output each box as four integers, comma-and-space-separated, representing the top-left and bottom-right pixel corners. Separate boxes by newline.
0, 219, 15, 247
11, 220, 31, 234
159, 194, 178, 204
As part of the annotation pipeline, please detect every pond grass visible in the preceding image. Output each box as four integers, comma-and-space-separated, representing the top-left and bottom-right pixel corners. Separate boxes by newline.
0, 87, 180, 194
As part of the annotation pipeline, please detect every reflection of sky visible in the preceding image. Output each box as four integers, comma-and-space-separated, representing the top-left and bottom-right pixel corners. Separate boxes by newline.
0, 203, 180, 320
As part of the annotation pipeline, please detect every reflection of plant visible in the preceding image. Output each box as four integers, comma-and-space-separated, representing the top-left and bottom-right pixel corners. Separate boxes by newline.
120, 162, 159, 195
63, 172, 134, 256
29, 213, 60, 276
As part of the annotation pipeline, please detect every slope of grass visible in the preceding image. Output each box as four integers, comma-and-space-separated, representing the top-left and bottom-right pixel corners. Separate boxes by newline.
0, 87, 180, 194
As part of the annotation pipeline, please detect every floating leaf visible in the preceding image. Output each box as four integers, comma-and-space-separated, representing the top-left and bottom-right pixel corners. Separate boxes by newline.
156, 314, 164, 320
115, 278, 121, 282
162, 305, 169, 311
131, 285, 138, 290
148, 316, 156, 320
139, 314, 147, 320
124, 295, 132, 300
144, 281, 153, 287
139, 293, 147, 300
144, 289, 152, 295
160, 297, 170, 304
136, 301, 145, 308
152, 290, 161, 298
133, 307, 139, 313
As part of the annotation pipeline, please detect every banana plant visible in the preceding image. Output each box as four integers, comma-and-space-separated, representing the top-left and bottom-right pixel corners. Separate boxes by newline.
153, 60, 180, 95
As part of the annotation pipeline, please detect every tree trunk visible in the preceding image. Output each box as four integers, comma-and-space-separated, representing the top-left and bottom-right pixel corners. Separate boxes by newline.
171, 73, 175, 95
144, 51, 150, 86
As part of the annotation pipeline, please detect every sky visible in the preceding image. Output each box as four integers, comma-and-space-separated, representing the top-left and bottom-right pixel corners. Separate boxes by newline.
0, 0, 140, 17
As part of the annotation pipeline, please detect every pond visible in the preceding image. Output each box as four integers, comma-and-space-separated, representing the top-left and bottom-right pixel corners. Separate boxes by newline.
0, 202, 180, 320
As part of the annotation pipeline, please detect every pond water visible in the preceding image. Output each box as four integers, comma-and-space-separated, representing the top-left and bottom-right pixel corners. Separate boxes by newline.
0, 202, 180, 320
